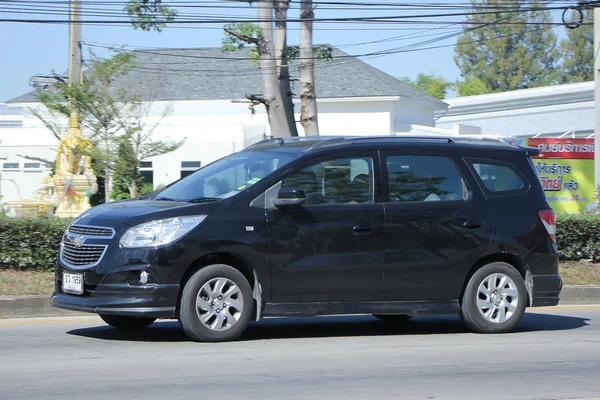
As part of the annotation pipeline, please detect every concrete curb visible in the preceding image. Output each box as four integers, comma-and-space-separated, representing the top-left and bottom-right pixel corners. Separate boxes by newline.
557, 286, 600, 305
0, 295, 85, 319
2, 286, 600, 319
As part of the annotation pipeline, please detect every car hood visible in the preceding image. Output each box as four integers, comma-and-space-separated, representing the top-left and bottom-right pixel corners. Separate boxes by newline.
71, 199, 221, 227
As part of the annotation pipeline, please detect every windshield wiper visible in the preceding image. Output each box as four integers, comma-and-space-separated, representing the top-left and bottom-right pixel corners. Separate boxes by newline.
186, 197, 220, 203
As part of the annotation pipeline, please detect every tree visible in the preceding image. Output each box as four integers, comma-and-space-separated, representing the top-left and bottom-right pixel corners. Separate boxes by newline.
456, 76, 490, 97
34, 52, 136, 202
559, 10, 593, 83
274, 0, 298, 136
401, 73, 454, 100
115, 100, 183, 198
223, 16, 298, 137
223, 25, 332, 137
111, 139, 154, 200
125, 0, 176, 32
454, 0, 560, 93
299, 0, 319, 135
34, 51, 182, 201
126, 0, 323, 137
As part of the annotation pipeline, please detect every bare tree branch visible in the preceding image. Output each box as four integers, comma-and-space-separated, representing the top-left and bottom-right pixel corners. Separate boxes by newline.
224, 28, 260, 45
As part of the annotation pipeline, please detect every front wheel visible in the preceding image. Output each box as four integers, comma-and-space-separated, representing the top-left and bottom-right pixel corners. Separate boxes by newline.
179, 264, 253, 342
99, 315, 156, 330
461, 262, 527, 334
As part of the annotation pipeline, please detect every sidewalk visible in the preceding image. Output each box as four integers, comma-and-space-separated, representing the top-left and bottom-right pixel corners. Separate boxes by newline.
2, 286, 600, 319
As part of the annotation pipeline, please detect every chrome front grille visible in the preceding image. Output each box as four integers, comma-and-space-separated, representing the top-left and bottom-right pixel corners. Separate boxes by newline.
60, 224, 113, 268
61, 242, 107, 266
68, 225, 114, 237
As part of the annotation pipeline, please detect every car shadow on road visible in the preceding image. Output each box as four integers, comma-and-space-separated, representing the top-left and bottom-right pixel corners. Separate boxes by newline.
65, 311, 590, 343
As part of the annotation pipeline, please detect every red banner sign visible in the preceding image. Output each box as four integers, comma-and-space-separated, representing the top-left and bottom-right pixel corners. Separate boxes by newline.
529, 138, 595, 159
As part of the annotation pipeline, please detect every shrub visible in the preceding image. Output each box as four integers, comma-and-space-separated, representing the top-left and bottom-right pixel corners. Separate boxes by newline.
556, 214, 600, 262
0, 214, 599, 271
0, 216, 70, 270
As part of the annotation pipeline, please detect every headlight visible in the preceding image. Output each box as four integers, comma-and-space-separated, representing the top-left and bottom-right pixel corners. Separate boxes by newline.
120, 215, 207, 248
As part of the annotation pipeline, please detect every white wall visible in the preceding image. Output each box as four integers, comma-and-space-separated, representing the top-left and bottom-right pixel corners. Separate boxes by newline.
0, 113, 57, 202
393, 99, 437, 130
436, 102, 594, 137
2, 95, 442, 202
435, 82, 594, 138
313, 99, 394, 136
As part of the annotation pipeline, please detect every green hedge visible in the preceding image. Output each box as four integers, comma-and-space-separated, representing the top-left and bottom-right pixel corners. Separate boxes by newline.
0, 214, 599, 270
0, 217, 70, 270
556, 215, 600, 262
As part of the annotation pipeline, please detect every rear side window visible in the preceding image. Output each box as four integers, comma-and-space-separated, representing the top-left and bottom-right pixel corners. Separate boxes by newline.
386, 155, 467, 202
469, 160, 526, 193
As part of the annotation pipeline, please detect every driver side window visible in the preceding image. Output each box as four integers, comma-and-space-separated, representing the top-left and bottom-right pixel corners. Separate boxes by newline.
281, 157, 374, 205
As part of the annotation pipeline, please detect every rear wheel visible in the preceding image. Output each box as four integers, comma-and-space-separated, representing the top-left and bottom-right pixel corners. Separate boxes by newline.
179, 264, 253, 342
372, 314, 412, 323
99, 315, 156, 330
461, 262, 527, 334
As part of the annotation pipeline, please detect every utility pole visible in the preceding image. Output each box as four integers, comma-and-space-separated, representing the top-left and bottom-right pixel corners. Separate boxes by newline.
68, 0, 82, 131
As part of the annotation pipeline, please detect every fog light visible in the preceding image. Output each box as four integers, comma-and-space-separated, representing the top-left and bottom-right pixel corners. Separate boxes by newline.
139, 271, 149, 284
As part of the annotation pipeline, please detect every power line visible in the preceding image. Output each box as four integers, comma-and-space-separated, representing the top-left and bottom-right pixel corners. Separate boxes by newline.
0, 3, 579, 25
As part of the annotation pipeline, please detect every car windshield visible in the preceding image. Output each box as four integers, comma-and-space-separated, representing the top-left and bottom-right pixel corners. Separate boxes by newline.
154, 150, 298, 202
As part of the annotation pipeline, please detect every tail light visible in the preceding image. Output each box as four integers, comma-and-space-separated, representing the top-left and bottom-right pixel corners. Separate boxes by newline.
538, 209, 556, 243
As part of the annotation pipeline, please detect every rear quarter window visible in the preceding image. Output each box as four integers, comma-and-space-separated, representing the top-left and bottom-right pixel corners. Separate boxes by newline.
466, 158, 529, 195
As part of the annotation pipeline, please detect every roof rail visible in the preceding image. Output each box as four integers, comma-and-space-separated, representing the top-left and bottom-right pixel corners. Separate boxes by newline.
303, 137, 349, 152
350, 136, 456, 144
242, 137, 285, 151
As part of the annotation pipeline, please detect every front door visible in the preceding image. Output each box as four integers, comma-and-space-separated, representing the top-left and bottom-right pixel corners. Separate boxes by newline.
380, 150, 494, 302
266, 152, 385, 303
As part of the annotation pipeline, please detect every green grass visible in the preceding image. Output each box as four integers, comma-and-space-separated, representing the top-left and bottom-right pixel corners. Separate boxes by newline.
1, 262, 599, 296
0, 269, 55, 296
559, 262, 600, 286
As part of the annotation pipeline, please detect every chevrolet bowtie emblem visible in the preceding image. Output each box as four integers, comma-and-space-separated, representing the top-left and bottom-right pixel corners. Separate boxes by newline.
72, 235, 85, 247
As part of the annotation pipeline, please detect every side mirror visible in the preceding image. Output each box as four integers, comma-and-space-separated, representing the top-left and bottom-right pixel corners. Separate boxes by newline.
272, 188, 306, 207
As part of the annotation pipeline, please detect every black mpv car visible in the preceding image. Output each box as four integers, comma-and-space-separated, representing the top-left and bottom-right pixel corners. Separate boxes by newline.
52, 136, 562, 342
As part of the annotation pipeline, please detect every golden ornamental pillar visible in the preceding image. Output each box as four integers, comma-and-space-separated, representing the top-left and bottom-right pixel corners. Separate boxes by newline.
52, 110, 97, 218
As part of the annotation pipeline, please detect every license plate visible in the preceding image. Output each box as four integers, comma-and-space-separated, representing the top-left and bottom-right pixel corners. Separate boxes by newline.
62, 272, 84, 295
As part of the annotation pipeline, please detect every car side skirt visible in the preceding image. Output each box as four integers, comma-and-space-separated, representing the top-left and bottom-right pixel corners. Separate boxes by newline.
262, 301, 460, 317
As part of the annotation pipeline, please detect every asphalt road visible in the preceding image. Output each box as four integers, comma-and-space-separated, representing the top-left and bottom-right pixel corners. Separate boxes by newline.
1, 307, 599, 400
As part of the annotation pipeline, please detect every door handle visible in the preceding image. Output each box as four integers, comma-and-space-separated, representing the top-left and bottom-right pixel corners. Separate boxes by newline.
353, 223, 374, 233
463, 219, 483, 230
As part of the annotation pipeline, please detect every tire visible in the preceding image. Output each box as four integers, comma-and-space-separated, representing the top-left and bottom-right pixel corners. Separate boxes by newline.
99, 314, 156, 330
372, 314, 412, 323
179, 264, 253, 342
460, 262, 527, 334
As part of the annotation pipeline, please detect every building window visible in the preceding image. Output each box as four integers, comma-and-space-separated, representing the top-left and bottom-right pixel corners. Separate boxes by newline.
181, 161, 201, 179
139, 161, 153, 188
2, 162, 19, 171
23, 162, 44, 172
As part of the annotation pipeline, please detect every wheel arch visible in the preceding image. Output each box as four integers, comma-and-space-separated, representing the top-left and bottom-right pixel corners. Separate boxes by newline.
176, 252, 263, 320
460, 253, 533, 307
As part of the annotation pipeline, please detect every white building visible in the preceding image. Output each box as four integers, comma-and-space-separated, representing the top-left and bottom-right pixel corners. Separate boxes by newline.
436, 82, 594, 138
1, 46, 455, 204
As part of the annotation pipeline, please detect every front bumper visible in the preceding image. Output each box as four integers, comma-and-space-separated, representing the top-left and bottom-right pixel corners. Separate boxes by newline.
531, 273, 563, 307
51, 283, 180, 318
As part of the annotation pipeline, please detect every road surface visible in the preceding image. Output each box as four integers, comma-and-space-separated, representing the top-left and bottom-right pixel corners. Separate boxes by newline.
1, 307, 599, 400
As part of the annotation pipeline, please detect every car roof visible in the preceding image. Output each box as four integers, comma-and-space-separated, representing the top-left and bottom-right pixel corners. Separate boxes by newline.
243, 135, 539, 157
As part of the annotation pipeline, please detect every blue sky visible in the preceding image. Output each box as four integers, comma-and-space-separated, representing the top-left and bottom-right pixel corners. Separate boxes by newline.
0, 1, 571, 102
